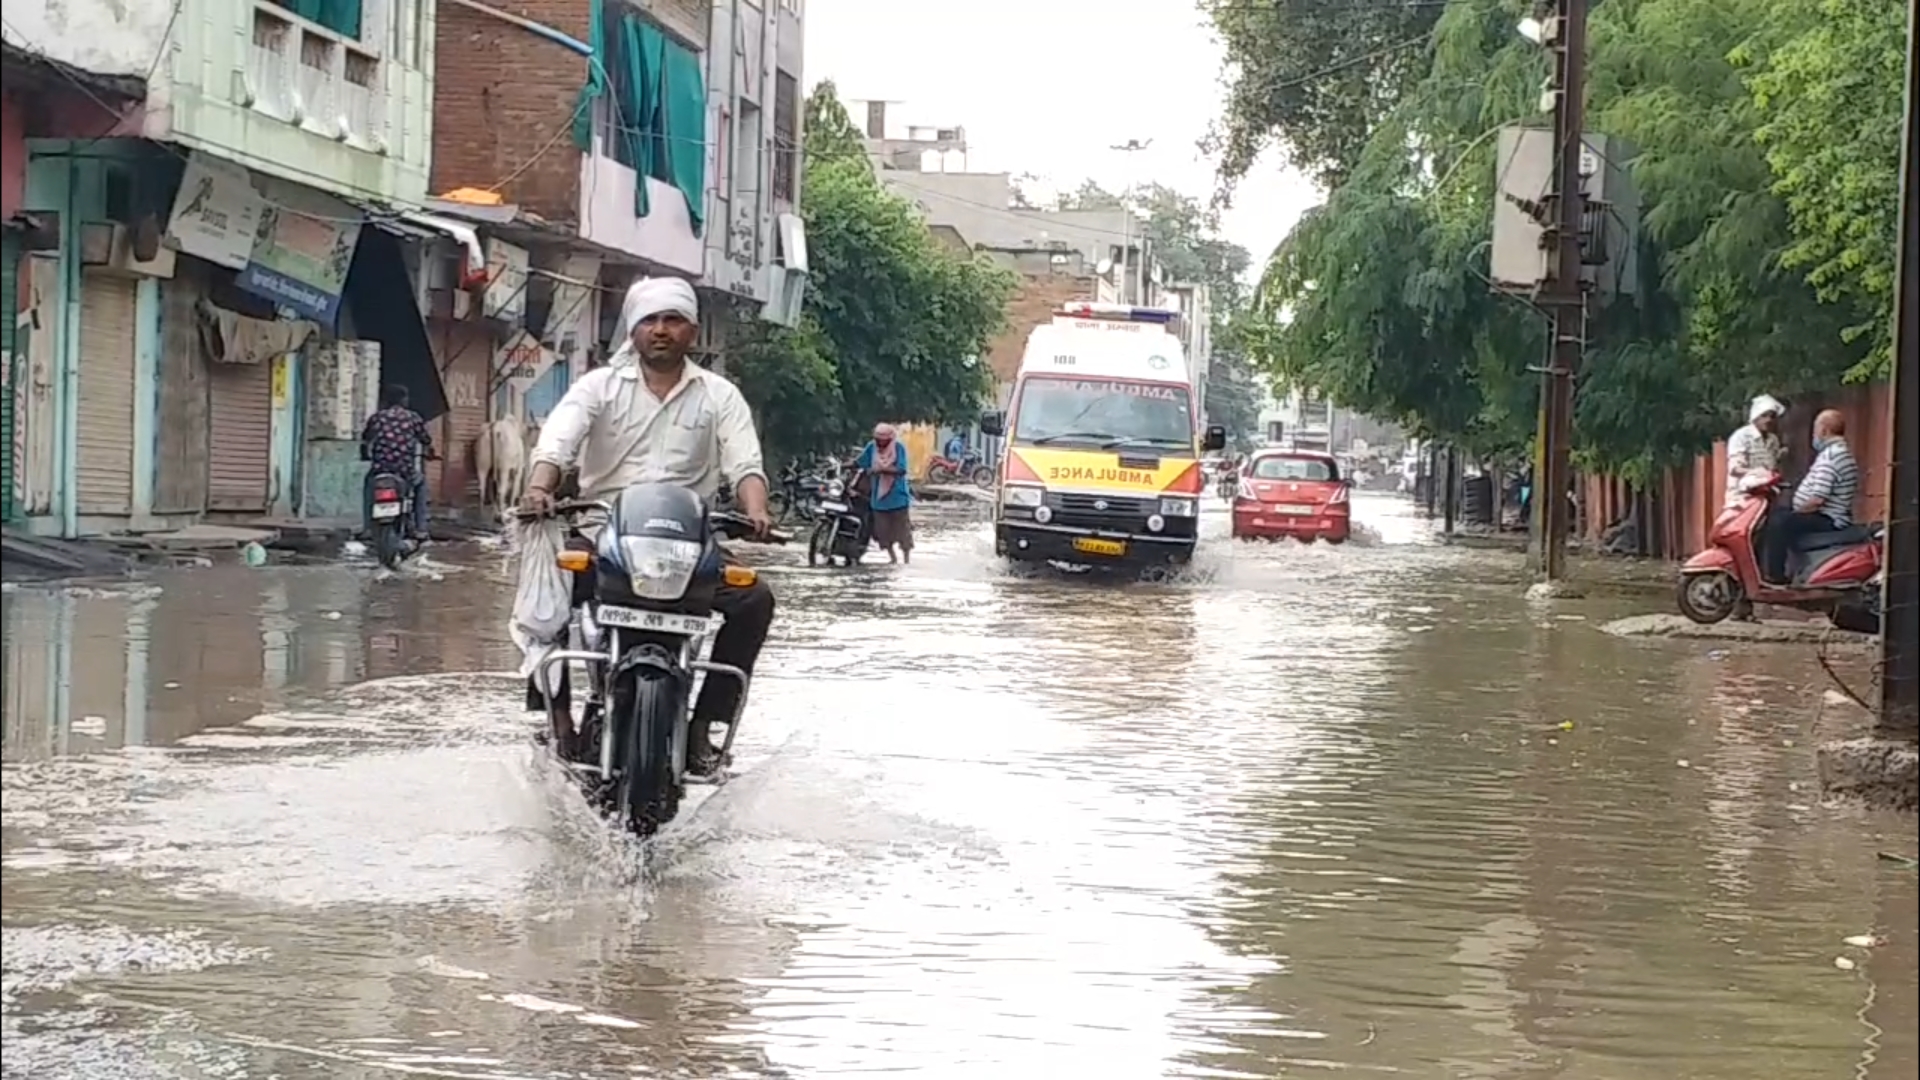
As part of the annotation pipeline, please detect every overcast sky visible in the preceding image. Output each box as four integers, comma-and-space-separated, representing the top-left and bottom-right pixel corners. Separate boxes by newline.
803, 0, 1322, 280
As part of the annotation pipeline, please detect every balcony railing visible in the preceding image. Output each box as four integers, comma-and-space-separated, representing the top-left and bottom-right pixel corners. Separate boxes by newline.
244, 3, 389, 154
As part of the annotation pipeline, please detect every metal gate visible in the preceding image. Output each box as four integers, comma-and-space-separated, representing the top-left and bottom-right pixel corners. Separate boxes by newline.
207, 360, 273, 511
75, 271, 138, 516
2, 230, 19, 522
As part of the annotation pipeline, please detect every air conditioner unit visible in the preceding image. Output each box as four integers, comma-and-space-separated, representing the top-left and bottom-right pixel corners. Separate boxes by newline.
80, 221, 176, 279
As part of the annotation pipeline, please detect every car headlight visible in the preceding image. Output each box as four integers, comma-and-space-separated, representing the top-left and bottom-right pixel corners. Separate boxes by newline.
617, 536, 702, 600
1158, 496, 1198, 517
827, 481, 845, 497
1003, 485, 1044, 508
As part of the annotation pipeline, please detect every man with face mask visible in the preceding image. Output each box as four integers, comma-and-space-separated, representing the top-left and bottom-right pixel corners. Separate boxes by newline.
520, 277, 775, 774
1762, 408, 1858, 584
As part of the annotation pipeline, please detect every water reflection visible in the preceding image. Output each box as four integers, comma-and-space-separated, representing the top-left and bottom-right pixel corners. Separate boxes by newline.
0, 500, 1914, 1079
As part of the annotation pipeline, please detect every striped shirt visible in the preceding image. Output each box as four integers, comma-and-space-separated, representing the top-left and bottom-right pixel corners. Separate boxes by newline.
1794, 438, 1858, 526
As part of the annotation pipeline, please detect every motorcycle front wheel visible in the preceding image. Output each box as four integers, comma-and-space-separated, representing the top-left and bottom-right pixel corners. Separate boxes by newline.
614, 670, 684, 836
807, 520, 832, 567
1677, 571, 1740, 625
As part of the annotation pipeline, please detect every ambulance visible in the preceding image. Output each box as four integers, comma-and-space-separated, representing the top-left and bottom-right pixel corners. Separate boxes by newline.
980, 302, 1226, 569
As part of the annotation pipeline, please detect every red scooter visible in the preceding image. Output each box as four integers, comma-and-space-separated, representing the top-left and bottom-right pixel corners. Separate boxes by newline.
1677, 470, 1883, 625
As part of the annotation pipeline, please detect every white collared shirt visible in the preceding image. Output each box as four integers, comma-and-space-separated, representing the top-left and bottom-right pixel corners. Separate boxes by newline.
530, 361, 765, 501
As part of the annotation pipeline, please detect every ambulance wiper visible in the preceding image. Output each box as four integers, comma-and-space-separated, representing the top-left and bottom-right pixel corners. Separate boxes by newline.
1028, 431, 1115, 445
1100, 436, 1188, 449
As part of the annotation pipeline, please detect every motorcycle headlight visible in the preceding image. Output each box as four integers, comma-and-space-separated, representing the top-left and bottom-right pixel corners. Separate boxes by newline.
616, 536, 703, 600
828, 481, 845, 497
1158, 496, 1198, 518
1002, 485, 1044, 508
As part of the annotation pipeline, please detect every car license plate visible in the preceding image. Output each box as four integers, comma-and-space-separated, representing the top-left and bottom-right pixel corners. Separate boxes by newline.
594, 607, 713, 636
1274, 504, 1314, 516
1071, 537, 1127, 557
819, 501, 848, 512
371, 502, 402, 519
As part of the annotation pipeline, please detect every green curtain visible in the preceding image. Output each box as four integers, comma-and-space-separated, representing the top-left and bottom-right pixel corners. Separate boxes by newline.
283, 0, 361, 40
573, 0, 707, 234
658, 34, 706, 235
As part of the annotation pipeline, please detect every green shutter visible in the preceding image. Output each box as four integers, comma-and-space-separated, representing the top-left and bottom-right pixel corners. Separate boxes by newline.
2, 229, 19, 523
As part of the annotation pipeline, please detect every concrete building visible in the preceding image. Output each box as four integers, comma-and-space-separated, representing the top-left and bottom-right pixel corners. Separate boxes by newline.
1257, 384, 1334, 451
4, 0, 444, 538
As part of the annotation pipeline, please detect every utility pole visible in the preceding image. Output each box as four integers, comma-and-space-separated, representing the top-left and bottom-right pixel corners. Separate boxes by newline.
1880, 0, 1919, 742
1531, 0, 1589, 582
1110, 139, 1151, 304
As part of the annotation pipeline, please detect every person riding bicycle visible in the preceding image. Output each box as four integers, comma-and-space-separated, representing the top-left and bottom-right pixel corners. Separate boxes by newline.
519, 277, 775, 775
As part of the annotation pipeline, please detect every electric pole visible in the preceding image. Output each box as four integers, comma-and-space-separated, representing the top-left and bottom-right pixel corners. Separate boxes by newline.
1110, 139, 1151, 304
1531, 0, 1589, 582
1879, 0, 1918, 742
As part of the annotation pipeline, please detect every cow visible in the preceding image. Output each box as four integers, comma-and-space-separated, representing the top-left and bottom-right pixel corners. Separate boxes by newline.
473, 416, 539, 516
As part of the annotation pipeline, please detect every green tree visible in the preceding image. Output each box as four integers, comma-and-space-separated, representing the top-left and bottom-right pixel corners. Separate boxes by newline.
1213, 0, 1896, 482
732, 82, 1017, 463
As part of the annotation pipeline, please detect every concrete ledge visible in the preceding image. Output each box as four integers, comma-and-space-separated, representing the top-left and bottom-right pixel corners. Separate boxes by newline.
1817, 738, 1920, 811
1600, 612, 1876, 647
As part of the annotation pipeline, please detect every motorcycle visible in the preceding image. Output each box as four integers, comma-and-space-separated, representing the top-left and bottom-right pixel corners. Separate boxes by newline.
367, 460, 435, 569
525, 486, 789, 836
807, 469, 872, 568
768, 461, 836, 525
926, 451, 994, 488
1677, 470, 1883, 625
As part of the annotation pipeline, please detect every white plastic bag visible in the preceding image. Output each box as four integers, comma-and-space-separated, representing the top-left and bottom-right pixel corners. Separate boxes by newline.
509, 516, 574, 680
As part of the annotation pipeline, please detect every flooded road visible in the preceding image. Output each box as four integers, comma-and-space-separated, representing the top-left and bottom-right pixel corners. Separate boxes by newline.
4, 495, 1915, 1079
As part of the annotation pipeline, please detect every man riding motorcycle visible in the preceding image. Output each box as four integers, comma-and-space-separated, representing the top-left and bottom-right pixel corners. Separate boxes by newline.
519, 277, 776, 776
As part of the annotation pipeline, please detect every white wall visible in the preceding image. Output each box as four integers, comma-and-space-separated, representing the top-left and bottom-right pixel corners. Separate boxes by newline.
1, 0, 174, 77
579, 150, 706, 276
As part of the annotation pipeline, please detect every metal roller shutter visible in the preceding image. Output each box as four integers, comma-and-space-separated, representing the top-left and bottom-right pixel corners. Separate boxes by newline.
75, 271, 138, 516
207, 360, 273, 511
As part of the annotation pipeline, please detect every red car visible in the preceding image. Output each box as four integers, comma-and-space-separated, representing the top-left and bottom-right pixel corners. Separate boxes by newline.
1231, 450, 1352, 543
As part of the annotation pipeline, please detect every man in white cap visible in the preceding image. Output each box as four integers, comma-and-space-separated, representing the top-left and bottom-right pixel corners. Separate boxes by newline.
521, 275, 775, 775
1725, 394, 1785, 509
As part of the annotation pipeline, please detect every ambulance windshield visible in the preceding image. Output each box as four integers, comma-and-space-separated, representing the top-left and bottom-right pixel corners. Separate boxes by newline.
1012, 377, 1194, 449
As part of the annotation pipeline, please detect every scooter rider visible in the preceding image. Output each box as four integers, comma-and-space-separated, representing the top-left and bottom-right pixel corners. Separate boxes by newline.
519, 277, 776, 775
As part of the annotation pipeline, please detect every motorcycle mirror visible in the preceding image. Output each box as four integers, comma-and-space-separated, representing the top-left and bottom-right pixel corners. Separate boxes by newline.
1201, 425, 1227, 452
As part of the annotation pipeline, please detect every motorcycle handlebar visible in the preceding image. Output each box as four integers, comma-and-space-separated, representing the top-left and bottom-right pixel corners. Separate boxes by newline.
515, 499, 790, 543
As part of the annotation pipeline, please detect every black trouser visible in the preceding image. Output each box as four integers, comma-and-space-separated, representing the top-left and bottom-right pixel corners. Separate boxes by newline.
1764, 509, 1843, 583
528, 551, 777, 746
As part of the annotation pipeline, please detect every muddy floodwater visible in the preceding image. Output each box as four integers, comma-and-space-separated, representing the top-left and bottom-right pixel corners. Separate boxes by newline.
3, 495, 1915, 1079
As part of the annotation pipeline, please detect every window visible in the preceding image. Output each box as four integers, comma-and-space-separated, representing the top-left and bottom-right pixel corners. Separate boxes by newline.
772, 71, 799, 202
264, 0, 362, 41
1012, 378, 1194, 448
594, 9, 707, 228
1251, 455, 1339, 482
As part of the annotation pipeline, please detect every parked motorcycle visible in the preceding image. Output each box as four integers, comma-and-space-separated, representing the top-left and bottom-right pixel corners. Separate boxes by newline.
1677, 470, 1883, 625
769, 461, 836, 524
807, 469, 872, 568
524, 487, 789, 836
926, 452, 994, 488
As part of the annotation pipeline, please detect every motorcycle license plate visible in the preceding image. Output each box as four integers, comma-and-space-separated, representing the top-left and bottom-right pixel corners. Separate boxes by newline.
593, 606, 713, 636
819, 501, 848, 512
1072, 537, 1127, 557
371, 502, 403, 519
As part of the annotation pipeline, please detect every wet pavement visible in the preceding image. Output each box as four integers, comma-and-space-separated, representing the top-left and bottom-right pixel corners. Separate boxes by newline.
3, 494, 1915, 1079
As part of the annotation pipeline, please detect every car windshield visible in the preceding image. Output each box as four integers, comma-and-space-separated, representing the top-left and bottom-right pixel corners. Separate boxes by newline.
1251, 455, 1339, 482
1012, 377, 1193, 448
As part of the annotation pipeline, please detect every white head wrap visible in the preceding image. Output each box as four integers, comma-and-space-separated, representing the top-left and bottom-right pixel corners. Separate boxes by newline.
1749, 394, 1785, 423
611, 277, 699, 364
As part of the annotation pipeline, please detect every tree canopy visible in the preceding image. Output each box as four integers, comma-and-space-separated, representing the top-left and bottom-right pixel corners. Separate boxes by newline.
1209, 0, 1904, 480
732, 82, 1016, 462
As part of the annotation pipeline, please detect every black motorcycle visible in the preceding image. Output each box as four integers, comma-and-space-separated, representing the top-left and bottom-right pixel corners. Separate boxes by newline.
807, 469, 871, 568
769, 461, 835, 524
525, 485, 788, 836
367, 470, 423, 569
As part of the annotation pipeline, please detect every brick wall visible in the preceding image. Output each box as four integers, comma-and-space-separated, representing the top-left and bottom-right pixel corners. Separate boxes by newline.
982, 274, 1095, 383
430, 1, 592, 222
